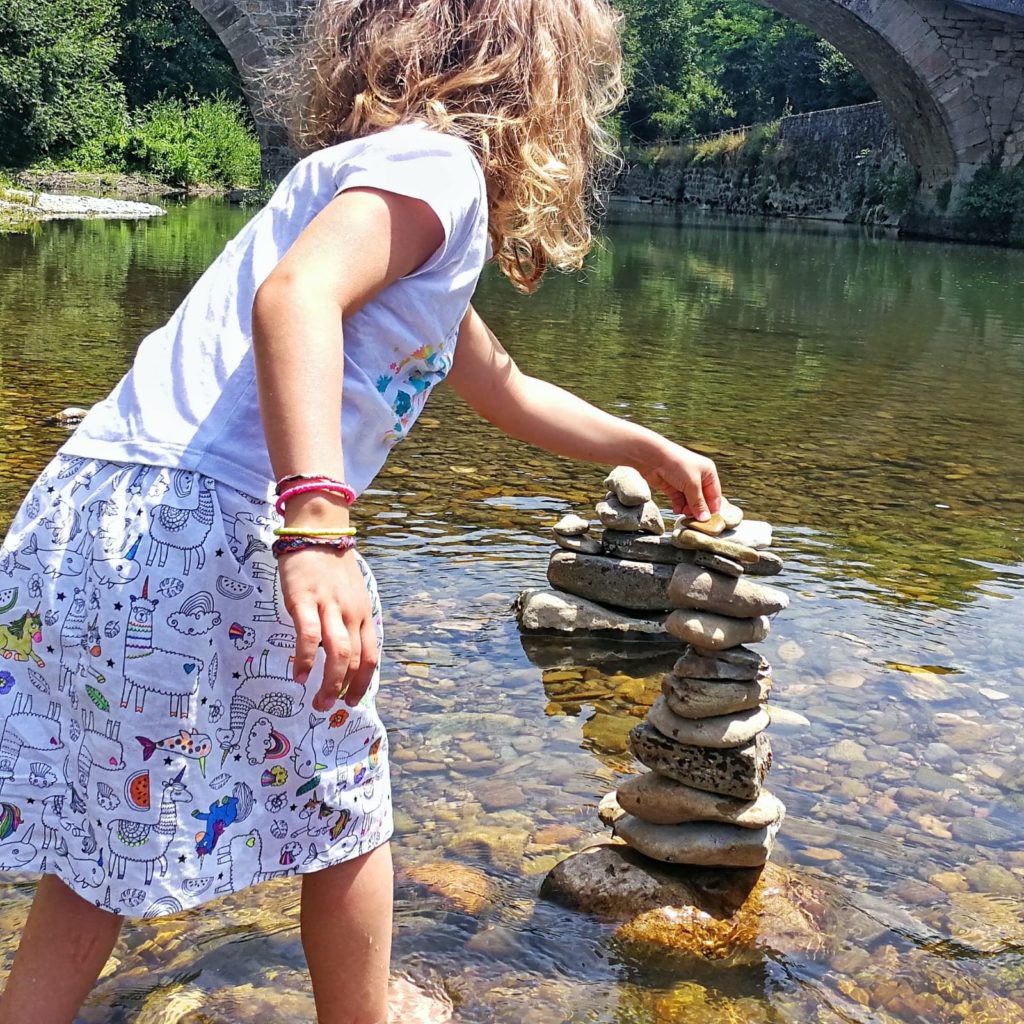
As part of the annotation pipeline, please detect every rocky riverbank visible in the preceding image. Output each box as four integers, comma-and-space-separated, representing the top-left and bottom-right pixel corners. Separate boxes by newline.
0, 187, 165, 225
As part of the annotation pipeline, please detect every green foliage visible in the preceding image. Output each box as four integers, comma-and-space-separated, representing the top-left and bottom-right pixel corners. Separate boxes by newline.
0, 0, 260, 187
613, 0, 874, 144
114, 0, 242, 109
0, 0, 127, 166
957, 162, 1024, 237
857, 161, 919, 216
126, 96, 261, 186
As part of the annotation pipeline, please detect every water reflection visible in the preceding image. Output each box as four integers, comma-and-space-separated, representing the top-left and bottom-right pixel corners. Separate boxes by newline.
1, 201, 1024, 1022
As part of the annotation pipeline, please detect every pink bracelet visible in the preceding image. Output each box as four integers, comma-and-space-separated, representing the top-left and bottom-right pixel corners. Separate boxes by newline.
275, 481, 357, 515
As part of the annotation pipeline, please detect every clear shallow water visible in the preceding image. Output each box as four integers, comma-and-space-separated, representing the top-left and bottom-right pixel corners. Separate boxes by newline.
1, 200, 1024, 1022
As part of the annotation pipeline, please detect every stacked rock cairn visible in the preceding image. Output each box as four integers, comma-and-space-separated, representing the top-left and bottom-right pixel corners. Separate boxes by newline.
517, 466, 790, 869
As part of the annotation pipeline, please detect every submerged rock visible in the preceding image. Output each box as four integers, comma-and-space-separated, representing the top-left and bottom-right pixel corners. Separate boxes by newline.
515, 588, 670, 636
540, 844, 828, 959
547, 551, 676, 612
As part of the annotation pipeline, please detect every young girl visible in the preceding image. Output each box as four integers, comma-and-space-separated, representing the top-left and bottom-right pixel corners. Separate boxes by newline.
0, 1, 721, 1021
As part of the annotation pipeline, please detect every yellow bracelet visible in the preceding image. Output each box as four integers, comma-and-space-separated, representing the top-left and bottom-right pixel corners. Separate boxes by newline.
273, 527, 358, 538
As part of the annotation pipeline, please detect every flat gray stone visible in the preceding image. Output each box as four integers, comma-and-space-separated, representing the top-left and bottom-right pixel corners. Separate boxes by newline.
673, 525, 758, 560
515, 588, 669, 636
602, 530, 695, 565
615, 774, 785, 829
629, 722, 772, 800
667, 564, 789, 618
554, 513, 590, 537
662, 671, 772, 720
672, 645, 768, 681
723, 521, 772, 549
547, 551, 676, 612
646, 696, 770, 748
553, 532, 602, 555
596, 495, 665, 535
604, 466, 651, 507
672, 526, 782, 575
694, 550, 744, 577
746, 551, 783, 577
614, 813, 780, 867
665, 610, 771, 651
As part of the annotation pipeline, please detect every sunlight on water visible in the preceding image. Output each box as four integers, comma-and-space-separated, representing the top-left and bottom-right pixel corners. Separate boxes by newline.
1, 200, 1023, 1022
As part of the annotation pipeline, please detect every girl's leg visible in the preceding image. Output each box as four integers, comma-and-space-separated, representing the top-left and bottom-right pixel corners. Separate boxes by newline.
0, 873, 124, 1024
301, 843, 394, 1024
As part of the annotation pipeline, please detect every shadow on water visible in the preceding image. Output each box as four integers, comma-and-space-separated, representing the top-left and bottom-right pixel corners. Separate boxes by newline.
1, 200, 1024, 1021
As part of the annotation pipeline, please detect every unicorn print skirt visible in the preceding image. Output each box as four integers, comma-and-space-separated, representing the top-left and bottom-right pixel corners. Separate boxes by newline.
0, 455, 391, 918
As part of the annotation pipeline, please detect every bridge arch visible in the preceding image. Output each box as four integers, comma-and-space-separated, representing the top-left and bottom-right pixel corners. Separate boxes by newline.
753, 0, 962, 187
188, 0, 303, 177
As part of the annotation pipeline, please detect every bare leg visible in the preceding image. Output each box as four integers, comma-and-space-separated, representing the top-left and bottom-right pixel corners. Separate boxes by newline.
0, 874, 123, 1024
301, 844, 393, 1024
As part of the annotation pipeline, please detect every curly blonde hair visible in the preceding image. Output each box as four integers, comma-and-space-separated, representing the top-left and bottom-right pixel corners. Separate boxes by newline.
277, 0, 624, 293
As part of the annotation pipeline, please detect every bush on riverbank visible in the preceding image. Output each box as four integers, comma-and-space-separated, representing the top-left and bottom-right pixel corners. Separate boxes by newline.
25, 96, 261, 189
957, 162, 1024, 241
0, 0, 259, 189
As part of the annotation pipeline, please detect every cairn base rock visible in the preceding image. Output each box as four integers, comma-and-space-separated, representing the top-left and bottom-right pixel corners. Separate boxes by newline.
540, 844, 828, 960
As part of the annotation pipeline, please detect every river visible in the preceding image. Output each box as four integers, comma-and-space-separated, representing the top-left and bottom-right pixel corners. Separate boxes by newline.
1, 200, 1023, 1022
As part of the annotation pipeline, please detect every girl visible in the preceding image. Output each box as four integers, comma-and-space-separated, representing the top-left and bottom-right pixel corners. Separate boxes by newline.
0, 1, 721, 1022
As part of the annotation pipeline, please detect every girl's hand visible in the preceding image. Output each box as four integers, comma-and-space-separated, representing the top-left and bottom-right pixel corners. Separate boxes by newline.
637, 440, 723, 521
278, 547, 379, 712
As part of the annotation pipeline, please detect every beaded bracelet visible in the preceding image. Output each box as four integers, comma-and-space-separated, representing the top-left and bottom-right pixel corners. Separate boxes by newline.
275, 480, 357, 515
273, 527, 358, 538
271, 535, 357, 559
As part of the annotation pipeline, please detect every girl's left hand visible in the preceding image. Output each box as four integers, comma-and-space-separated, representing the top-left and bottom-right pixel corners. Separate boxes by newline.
637, 440, 723, 520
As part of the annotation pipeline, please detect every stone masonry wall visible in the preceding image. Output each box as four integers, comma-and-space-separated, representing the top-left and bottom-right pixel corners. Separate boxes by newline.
619, 103, 909, 225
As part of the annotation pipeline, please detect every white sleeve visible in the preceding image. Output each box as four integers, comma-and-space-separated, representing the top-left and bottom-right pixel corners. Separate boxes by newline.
335, 126, 486, 278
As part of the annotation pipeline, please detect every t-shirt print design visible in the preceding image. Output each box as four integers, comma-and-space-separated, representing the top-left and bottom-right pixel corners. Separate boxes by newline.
376, 340, 453, 447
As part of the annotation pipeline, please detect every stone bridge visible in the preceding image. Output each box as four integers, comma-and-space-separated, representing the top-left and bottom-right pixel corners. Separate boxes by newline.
192, 0, 1024, 202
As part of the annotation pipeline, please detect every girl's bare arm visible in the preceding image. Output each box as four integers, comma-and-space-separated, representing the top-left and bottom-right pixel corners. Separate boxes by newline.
252, 187, 444, 710
446, 305, 722, 519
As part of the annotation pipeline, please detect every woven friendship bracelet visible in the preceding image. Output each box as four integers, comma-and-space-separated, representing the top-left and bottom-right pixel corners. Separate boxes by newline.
271, 535, 357, 559
274, 480, 357, 515
272, 527, 358, 538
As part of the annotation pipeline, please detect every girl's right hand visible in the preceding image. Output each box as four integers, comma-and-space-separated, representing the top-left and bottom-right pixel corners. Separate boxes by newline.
278, 547, 379, 712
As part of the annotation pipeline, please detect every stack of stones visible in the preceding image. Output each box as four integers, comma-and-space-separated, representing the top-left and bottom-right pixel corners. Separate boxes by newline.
517, 466, 789, 869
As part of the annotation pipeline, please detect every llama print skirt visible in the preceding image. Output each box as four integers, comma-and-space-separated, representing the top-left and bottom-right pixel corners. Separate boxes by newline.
0, 455, 391, 918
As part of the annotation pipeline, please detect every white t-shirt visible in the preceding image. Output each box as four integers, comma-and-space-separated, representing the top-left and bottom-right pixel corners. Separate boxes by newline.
62, 123, 490, 500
